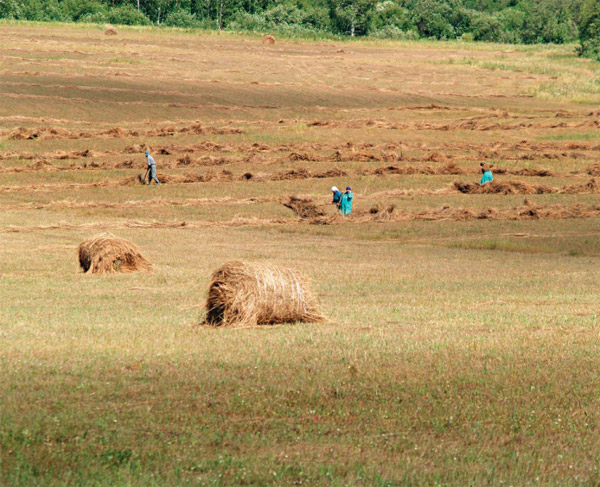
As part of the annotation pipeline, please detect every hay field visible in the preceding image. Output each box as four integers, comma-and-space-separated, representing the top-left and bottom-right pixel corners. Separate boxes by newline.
2, 22, 600, 486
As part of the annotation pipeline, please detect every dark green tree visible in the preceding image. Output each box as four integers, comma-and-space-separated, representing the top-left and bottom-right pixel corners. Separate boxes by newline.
578, 0, 600, 59
328, 0, 375, 36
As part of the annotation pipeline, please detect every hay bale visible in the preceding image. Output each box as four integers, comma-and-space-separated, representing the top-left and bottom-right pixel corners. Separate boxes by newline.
78, 233, 151, 274
105, 25, 118, 35
204, 261, 325, 327
263, 35, 276, 45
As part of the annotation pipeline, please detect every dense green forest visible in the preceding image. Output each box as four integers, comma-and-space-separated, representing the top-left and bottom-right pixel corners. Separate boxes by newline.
1, 0, 599, 58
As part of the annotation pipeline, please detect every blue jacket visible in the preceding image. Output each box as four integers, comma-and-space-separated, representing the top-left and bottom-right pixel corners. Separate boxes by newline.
340, 191, 353, 215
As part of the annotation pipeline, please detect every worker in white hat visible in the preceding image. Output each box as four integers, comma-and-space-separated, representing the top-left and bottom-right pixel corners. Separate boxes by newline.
331, 186, 341, 208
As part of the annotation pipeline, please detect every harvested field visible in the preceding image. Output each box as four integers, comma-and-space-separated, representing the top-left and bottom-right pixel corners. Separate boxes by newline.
3, 22, 600, 487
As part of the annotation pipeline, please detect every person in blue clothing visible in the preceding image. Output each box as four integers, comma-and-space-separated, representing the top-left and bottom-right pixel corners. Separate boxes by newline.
331, 186, 342, 208
145, 152, 161, 185
340, 186, 353, 215
480, 162, 493, 185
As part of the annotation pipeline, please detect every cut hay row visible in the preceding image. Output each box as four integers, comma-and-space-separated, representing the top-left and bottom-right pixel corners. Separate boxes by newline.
4, 122, 245, 141
3, 115, 598, 142
204, 261, 324, 327
4, 201, 600, 234
453, 178, 600, 195
306, 118, 600, 132
0, 156, 566, 179
0, 177, 138, 193
0, 196, 273, 212
78, 233, 151, 274
2, 139, 597, 168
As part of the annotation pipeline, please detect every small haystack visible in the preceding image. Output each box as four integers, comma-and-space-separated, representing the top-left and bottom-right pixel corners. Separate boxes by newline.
78, 233, 151, 274
283, 195, 326, 219
204, 261, 325, 327
263, 35, 276, 45
105, 25, 118, 36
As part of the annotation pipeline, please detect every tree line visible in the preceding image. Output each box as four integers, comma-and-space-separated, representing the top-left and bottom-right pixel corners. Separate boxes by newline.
1, 0, 599, 59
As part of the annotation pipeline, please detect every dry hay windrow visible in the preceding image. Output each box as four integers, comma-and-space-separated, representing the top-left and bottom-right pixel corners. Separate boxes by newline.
78, 233, 152, 274
204, 261, 325, 328
453, 180, 555, 195
4, 122, 245, 141
306, 201, 600, 225
306, 117, 600, 132
372, 163, 466, 176
5, 201, 600, 234
453, 179, 600, 195
0, 196, 272, 211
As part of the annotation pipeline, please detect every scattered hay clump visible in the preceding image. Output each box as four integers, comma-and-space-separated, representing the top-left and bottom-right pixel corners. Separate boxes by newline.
78, 233, 151, 274
284, 195, 326, 219
204, 261, 324, 327
105, 25, 118, 35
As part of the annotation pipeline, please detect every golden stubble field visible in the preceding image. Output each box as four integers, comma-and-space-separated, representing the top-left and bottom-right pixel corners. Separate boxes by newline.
2, 22, 600, 486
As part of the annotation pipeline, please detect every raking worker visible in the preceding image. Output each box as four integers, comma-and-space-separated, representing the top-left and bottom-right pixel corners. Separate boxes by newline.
145, 151, 161, 185
340, 186, 353, 215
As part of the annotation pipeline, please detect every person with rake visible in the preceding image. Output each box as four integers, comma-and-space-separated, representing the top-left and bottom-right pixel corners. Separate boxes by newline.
340, 186, 353, 215
144, 151, 161, 185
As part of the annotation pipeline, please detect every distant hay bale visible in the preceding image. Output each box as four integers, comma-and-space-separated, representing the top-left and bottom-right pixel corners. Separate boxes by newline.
105, 25, 118, 36
263, 35, 276, 45
78, 233, 151, 274
204, 261, 325, 327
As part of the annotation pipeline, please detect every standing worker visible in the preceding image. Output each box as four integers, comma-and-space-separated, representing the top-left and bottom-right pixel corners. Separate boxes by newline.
340, 186, 353, 215
480, 162, 493, 185
145, 151, 161, 185
331, 186, 342, 208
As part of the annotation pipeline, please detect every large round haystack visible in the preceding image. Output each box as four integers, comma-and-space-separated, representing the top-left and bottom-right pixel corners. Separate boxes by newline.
78, 233, 151, 274
263, 35, 276, 45
105, 25, 118, 36
204, 261, 325, 327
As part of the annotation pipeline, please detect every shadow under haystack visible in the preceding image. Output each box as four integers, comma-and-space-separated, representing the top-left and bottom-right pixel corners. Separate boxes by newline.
78, 233, 152, 274
204, 261, 325, 327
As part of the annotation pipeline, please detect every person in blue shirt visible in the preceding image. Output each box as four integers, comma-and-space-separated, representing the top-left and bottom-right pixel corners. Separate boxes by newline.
331, 186, 342, 208
340, 186, 353, 215
480, 162, 493, 185
145, 152, 161, 185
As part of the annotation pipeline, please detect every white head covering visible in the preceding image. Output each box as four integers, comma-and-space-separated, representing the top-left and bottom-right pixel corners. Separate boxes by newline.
331, 186, 339, 192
